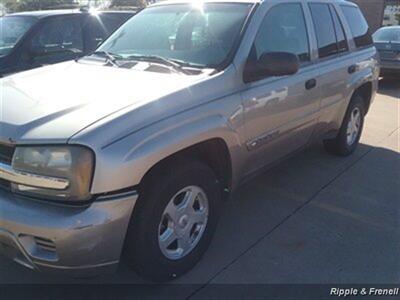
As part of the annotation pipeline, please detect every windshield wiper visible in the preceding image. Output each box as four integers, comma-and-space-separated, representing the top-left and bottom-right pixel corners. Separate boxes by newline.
124, 54, 191, 74
91, 51, 123, 67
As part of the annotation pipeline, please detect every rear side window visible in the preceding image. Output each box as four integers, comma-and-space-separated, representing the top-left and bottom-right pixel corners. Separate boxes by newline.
341, 5, 372, 48
310, 3, 338, 58
329, 5, 348, 53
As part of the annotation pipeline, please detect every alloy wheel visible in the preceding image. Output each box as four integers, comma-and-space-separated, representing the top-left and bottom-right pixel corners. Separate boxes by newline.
158, 186, 209, 260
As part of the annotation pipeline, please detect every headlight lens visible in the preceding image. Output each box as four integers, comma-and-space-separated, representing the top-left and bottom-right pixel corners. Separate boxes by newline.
11, 146, 94, 202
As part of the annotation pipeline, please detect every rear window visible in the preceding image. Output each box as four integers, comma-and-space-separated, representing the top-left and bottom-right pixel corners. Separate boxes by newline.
373, 27, 400, 43
341, 5, 373, 48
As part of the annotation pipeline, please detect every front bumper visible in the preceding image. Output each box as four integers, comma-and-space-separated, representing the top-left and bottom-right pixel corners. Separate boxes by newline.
0, 189, 138, 277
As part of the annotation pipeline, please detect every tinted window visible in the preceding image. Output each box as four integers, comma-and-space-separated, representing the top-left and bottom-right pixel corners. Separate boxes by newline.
31, 16, 84, 55
99, 4, 253, 68
253, 3, 310, 62
341, 5, 372, 48
86, 13, 133, 51
99, 13, 133, 33
0, 16, 37, 57
373, 27, 400, 43
310, 3, 338, 58
330, 5, 348, 53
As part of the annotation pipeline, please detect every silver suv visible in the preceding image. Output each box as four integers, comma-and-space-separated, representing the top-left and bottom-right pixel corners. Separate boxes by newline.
0, 0, 379, 281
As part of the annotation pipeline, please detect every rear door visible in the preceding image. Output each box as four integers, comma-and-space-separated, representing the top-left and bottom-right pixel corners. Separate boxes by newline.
307, 2, 354, 137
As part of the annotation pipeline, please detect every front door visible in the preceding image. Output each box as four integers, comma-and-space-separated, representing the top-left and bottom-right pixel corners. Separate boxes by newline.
241, 2, 321, 175
20, 15, 85, 70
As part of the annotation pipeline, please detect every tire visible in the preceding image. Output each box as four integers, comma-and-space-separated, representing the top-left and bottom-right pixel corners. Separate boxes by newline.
323, 95, 365, 156
123, 159, 222, 282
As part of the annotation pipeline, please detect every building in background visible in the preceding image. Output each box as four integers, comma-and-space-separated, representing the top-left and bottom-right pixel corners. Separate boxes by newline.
350, 0, 386, 32
383, 0, 400, 26
350, 0, 400, 32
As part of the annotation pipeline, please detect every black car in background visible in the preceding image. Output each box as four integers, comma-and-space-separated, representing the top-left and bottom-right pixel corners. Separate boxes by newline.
0, 9, 135, 77
373, 26, 400, 78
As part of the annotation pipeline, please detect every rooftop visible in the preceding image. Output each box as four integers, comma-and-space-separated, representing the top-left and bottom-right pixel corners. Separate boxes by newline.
6, 8, 137, 19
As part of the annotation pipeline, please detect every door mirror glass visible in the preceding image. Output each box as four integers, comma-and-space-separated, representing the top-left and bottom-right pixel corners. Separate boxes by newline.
244, 51, 299, 83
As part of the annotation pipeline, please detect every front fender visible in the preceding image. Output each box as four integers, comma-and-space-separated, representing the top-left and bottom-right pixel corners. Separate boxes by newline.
88, 112, 244, 195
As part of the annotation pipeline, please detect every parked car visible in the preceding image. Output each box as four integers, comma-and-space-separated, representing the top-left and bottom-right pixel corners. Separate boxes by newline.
0, 0, 378, 281
373, 26, 400, 77
0, 9, 135, 77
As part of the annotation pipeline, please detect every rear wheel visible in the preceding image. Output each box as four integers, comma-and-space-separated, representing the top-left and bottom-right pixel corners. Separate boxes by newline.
323, 95, 365, 156
124, 159, 222, 282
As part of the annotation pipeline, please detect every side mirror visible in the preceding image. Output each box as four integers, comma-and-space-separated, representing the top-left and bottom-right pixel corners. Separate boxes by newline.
244, 52, 300, 83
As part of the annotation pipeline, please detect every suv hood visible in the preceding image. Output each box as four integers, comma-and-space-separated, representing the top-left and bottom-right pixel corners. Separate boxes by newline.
0, 61, 202, 144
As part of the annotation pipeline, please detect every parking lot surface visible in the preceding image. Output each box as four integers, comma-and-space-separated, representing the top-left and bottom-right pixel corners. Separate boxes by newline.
0, 80, 399, 297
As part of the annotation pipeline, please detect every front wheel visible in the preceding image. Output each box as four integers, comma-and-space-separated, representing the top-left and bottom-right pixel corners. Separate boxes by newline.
324, 95, 366, 156
124, 159, 222, 282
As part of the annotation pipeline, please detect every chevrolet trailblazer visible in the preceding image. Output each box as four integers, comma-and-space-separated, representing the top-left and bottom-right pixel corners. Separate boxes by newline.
0, 0, 379, 281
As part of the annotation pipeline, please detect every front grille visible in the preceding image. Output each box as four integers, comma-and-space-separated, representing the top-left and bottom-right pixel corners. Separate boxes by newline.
0, 144, 15, 164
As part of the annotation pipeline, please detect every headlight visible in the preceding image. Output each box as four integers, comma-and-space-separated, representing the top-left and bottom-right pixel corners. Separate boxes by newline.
11, 146, 94, 202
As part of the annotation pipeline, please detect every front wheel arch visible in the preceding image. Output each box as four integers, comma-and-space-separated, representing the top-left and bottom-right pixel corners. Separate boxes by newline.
138, 138, 233, 197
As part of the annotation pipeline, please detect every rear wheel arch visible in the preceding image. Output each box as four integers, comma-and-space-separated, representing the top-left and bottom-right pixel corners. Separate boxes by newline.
352, 82, 373, 114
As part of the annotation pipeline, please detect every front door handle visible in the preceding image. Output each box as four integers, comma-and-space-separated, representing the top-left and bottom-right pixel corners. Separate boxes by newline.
348, 65, 357, 74
305, 79, 317, 90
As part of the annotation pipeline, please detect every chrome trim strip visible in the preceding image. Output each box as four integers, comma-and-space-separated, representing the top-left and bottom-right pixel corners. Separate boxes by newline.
96, 190, 139, 202
0, 162, 69, 190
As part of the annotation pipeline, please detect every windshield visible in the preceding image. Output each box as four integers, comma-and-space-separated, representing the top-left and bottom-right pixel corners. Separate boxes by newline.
98, 3, 253, 68
0, 16, 37, 57
373, 27, 400, 43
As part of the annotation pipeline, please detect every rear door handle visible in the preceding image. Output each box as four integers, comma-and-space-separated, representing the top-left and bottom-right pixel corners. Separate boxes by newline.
348, 65, 357, 74
305, 79, 317, 90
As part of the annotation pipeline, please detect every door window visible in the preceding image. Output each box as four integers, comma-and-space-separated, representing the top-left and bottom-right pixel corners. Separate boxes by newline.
330, 5, 348, 53
252, 3, 310, 63
310, 3, 338, 58
85, 13, 132, 51
30, 16, 84, 61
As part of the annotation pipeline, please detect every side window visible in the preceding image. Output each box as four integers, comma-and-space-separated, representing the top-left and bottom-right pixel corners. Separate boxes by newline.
252, 3, 310, 63
86, 13, 132, 51
329, 5, 348, 53
30, 16, 84, 57
309, 3, 338, 58
85, 16, 108, 51
341, 6, 373, 48
99, 14, 132, 34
